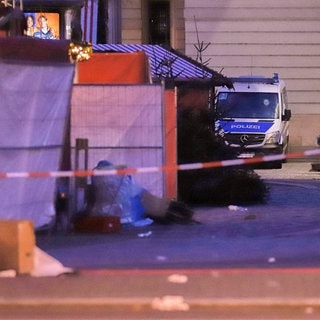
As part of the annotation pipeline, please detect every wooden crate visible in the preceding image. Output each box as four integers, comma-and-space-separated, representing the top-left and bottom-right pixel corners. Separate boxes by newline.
0, 220, 35, 275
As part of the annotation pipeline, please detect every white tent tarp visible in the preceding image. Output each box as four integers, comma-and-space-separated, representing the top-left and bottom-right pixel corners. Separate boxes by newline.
0, 39, 74, 229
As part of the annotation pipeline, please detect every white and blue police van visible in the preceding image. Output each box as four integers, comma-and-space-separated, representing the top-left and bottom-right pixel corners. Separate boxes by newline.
215, 74, 291, 168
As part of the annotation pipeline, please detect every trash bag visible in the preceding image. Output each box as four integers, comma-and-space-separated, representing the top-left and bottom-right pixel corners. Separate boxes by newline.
90, 160, 194, 225
141, 191, 194, 224
90, 161, 145, 223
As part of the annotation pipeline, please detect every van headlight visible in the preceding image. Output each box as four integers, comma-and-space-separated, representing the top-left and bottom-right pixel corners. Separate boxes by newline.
265, 131, 281, 144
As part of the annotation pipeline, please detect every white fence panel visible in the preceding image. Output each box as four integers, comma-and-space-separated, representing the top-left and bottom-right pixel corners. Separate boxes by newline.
71, 84, 165, 197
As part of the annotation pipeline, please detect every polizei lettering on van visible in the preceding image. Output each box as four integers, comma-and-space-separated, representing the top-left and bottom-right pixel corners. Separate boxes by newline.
219, 121, 274, 133
231, 124, 261, 130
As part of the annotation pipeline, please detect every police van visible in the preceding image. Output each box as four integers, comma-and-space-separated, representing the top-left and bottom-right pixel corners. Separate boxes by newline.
215, 74, 291, 168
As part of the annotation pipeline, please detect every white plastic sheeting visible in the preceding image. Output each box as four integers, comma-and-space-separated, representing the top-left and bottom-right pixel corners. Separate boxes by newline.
0, 61, 74, 229
71, 84, 165, 197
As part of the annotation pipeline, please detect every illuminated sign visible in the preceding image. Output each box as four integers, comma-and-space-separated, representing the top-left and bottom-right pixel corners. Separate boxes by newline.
24, 12, 60, 39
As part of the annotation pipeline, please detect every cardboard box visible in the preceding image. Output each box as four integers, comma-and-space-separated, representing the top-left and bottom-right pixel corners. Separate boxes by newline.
0, 220, 35, 275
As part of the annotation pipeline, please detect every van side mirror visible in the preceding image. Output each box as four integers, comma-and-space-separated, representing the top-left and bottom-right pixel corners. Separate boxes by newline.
282, 109, 291, 121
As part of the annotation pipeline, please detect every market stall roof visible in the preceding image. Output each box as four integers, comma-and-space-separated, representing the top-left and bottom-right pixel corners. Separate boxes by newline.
93, 44, 233, 88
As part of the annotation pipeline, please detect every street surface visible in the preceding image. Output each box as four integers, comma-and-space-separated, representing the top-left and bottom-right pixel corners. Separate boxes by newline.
1, 161, 320, 319
36, 161, 320, 270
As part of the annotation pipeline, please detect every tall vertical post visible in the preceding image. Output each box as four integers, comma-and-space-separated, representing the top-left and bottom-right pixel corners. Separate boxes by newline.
164, 87, 177, 199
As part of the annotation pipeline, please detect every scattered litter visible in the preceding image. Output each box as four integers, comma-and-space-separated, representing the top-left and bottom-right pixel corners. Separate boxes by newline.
305, 307, 314, 314
228, 205, 248, 212
268, 257, 276, 263
151, 295, 190, 311
156, 255, 167, 261
133, 218, 154, 227
167, 274, 188, 284
0, 269, 16, 278
210, 271, 221, 278
137, 231, 152, 238
266, 280, 280, 288
31, 247, 74, 277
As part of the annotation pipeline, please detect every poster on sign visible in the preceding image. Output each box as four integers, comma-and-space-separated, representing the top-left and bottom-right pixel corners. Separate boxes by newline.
24, 12, 60, 39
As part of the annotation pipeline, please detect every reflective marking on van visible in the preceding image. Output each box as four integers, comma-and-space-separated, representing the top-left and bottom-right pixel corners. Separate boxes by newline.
218, 121, 274, 133
231, 124, 260, 130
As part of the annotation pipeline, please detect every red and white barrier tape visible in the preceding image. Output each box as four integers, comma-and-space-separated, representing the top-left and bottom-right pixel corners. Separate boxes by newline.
1, 148, 320, 179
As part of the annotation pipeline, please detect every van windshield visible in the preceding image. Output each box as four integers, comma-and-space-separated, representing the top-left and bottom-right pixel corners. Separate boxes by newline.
216, 92, 279, 119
